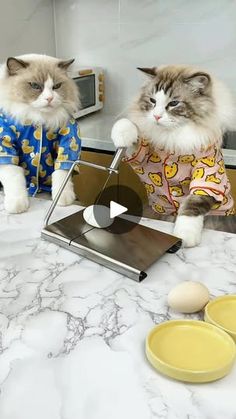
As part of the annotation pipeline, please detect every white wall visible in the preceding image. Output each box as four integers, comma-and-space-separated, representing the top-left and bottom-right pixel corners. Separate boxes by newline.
0, 0, 56, 61
46, 0, 236, 116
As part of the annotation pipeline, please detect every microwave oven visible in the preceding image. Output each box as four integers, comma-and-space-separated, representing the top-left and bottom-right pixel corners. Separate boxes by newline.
69, 67, 104, 119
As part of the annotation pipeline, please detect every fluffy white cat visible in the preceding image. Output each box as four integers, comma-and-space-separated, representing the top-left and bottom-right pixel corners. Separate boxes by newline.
0, 54, 80, 213
111, 65, 236, 247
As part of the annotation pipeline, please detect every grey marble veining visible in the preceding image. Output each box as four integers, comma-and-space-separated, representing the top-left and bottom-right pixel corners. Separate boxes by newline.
1, 193, 236, 418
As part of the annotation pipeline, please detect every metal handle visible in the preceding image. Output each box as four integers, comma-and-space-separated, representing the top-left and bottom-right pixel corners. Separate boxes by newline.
109, 147, 126, 171
44, 147, 126, 227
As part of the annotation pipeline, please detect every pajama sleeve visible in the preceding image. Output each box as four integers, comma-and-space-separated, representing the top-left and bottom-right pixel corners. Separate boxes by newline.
189, 147, 228, 203
123, 138, 150, 165
0, 126, 19, 165
54, 119, 81, 170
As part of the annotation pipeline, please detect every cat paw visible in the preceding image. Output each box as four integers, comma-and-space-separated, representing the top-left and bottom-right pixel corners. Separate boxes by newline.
173, 215, 203, 248
4, 193, 29, 214
54, 187, 76, 206
111, 118, 138, 148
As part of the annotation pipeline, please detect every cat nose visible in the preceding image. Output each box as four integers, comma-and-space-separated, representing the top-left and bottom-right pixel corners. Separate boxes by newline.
46, 96, 53, 104
154, 114, 161, 121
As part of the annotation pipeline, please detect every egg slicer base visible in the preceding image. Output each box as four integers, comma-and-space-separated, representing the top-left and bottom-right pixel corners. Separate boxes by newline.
41, 148, 182, 282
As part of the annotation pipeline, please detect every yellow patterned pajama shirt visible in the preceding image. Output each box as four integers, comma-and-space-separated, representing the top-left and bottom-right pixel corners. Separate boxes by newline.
124, 139, 234, 215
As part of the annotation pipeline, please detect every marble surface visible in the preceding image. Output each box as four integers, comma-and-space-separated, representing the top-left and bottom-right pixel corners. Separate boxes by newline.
1, 193, 236, 419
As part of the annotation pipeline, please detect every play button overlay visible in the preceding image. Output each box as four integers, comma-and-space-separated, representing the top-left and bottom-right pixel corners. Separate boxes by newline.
110, 201, 127, 218
93, 184, 143, 234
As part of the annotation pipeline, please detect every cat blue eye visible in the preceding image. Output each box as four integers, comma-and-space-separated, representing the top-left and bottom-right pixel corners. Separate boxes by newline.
53, 83, 62, 90
168, 100, 180, 107
150, 97, 156, 105
29, 82, 42, 90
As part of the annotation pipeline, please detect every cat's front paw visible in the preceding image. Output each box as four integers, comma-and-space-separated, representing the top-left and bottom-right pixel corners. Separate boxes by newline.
53, 187, 76, 206
4, 193, 29, 214
173, 215, 203, 248
111, 118, 138, 148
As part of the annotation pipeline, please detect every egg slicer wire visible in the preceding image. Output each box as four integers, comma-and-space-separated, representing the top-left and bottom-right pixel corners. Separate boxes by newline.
41, 147, 182, 282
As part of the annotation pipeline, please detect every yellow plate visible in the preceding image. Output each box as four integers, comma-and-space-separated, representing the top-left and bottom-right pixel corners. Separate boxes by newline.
205, 295, 236, 342
146, 320, 236, 383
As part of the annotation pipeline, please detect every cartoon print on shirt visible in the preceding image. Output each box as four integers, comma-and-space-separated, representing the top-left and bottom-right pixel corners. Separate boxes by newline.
9, 125, 16, 133
46, 131, 57, 141
21, 139, 34, 154
218, 159, 225, 174
205, 173, 221, 184
0, 112, 81, 196
178, 154, 195, 164
159, 194, 172, 205
169, 185, 184, 197
164, 162, 178, 179
59, 126, 70, 136
11, 156, 19, 165
57, 146, 69, 162
21, 161, 30, 176
148, 172, 163, 186
124, 139, 234, 215
180, 177, 191, 187
144, 182, 155, 194
33, 128, 41, 140
173, 200, 180, 210
193, 189, 210, 196
226, 208, 236, 215
212, 201, 221, 209
153, 203, 165, 213
192, 167, 205, 180
200, 150, 216, 167
45, 153, 54, 166
134, 166, 144, 174
39, 164, 46, 178
2, 135, 12, 148
222, 195, 228, 205
148, 152, 161, 163
31, 154, 39, 167
70, 137, 79, 152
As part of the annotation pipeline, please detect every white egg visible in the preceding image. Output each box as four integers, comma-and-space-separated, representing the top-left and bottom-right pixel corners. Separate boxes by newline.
167, 281, 210, 314
83, 205, 114, 228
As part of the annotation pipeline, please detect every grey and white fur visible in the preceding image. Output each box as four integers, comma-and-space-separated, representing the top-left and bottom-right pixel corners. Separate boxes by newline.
111, 65, 236, 247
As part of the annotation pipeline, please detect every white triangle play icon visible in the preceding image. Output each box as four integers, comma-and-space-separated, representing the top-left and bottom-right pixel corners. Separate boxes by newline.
110, 201, 128, 218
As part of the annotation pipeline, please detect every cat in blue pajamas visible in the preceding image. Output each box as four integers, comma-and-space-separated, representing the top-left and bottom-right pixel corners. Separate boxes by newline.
0, 54, 81, 213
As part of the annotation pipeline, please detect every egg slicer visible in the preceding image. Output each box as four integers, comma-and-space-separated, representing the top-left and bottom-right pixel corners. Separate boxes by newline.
41, 147, 182, 282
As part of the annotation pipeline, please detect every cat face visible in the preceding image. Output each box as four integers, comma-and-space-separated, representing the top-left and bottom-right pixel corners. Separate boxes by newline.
137, 66, 214, 128
6, 56, 78, 113
0, 55, 79, 128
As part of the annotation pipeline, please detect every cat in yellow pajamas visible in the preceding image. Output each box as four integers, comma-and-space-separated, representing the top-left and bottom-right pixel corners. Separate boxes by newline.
112, 65, 235, 247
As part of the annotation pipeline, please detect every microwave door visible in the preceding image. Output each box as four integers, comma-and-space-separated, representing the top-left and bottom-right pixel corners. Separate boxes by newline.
75, 74, 96, 110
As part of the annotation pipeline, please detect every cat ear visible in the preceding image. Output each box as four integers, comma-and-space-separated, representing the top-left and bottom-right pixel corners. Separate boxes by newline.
58, 59, 75, 71
137, 67, 157, 77
7, 57, 29, 76
184, 72, 211, 93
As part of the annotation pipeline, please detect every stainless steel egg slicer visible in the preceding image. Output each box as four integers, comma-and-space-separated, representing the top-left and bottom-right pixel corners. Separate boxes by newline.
41, 147, 182, 281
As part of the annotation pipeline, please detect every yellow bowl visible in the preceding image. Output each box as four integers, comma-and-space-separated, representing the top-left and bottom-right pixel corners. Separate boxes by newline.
146, 320, 236, 383
205, 295, 236, 342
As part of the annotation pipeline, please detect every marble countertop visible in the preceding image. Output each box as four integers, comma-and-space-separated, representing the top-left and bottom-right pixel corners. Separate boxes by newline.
1, 194, 236, 419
